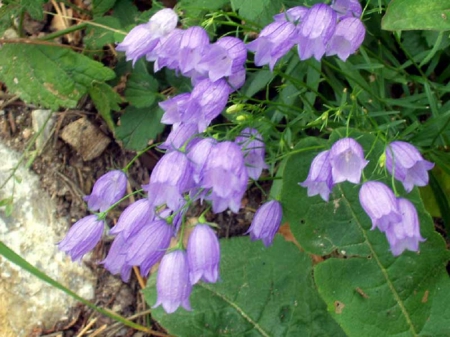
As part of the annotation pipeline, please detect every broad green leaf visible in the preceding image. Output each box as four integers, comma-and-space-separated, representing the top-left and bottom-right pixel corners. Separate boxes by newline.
124, 61, 159, 108
92, 0, 117, 17
0, 44, 115, 110
382, 0, 450, 31
88, 82, 122, 131
280, 129, 450, 336
178, 0, 230, 19
231, 0, 283, 27
20, 0, 46, 20
112, 0, 140, 28
143, 237, 345, 337
115, 106, 164, 150
84, 16, 123, 51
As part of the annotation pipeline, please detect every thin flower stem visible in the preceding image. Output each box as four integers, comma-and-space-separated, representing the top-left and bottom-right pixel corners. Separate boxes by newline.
123, 144, 158, 173
96, 189, 144, 220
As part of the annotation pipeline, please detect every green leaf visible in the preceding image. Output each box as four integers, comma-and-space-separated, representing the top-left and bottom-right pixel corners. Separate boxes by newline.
112, 0, 140, 28
382, 0, 450, 31
84, 16, 123, 51
20, 0, 46, 20
124, 61, 159, 108
115, 106, 164, 150
231, 0, 283, 27
92, 0, 117, 17
178, 0, 230, 19
0, 44, 115, 110
143, 237, 345, 337
280, 129, 450, 336
88, 82, 122, 131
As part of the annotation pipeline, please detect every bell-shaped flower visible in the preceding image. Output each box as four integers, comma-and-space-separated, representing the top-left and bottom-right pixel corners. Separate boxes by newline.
329, 137, 368, 184
246, 200, 283, 247
178, 26, 210, 76
109, 198, 154, 239
187, 137, 217, 184
144, 151, 195, 210
385, 198, 425, 256
84, 170, 127, 212
326, 17, 365, 61
331, 0, 362, 19
196, 37, 247, 82
247, 21, 297, 71
101, 233, 132, 282
235, 128, 268, 180
187, 224, 220, 284
160, 93, 191, 125
299, 150, 334, 202
116, 8, 178, 65
154, 250, 192, 314
201, 141, 248, 213
151, 29, 184, 72
125, 219, 173, 277
297, 4, 337, 61
274, 6, 308, 23
359, 181, 401, 232
58, 215, 105, 262
159, 123, 198, 152
385, 141, 434, 193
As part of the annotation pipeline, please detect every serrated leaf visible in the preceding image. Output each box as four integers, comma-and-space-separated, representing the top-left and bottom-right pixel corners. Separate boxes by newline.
231, 0, 283, 27
382, 0, 450, 31
92, 0, 117, 17
115, 106, 164, 150
124, 61, 159, 108
89, 82, 122, 131
280, 129, 450, 336
84, 16, 123, 51
0, 44, 115, 110
143, 237, 345, 337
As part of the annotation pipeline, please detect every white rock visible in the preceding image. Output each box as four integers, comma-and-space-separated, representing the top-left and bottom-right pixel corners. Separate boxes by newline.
0, 142, 96, 336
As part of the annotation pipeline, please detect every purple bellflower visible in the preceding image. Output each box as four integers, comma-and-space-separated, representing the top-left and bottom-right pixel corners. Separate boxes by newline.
84, 170, 127, 213
196, 37, 247, 82
201, 141, 248, 213
101, 233, 132, 282
246, 200, 283, 247
144, 151, 194, 211
58, 215, 105, 262
159, 123, 198, 152
154, 250, 192, 314
329, 137, 368, 184
125, 219, 173, 277
385, 141, 434, 193
116, 8, 178, 65
187, 137, 217, 184
297, 4, 337, 61
178, 26, 210, 76
187, 224, 220, 284
247, 21, 297, 71
331, 0, 362, 19
385, 198, 425, 256
273, 6, 308, 23
109, 198, 154, 239
160, 92, 191, 125
359, 181, 401, 232
235, 128, 268, 180
151, 29, 184, 72
326, 17, 365, 61
300, 150, 334, 202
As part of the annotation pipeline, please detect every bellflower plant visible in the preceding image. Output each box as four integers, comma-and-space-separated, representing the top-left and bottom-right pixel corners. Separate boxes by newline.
84, 170, 127, 213
300, 150, 334, 202
109, 198, 154, 239
329, 137, 368, 184
246, 200, 283, 247
325, 17, 365, 61
101, 233, 132, 282
235, 127, 268, 180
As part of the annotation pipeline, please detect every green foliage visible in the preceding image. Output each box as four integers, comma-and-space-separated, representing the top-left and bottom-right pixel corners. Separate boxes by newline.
88, 82, 122, 131
277, 129, 450, 336
382, 0, 450, 31
231, 0, 283, 27
84, 16, 123, 51
92, 0, 117, 17
115, 106, 164, 150
0, 44, 115, 110
124, 61, 159, 108
144, 236, 345, 337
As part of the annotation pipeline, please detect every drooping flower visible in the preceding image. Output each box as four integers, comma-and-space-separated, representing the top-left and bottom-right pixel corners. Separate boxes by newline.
246, 200, 283, 247
331, 0, 362, 19
109, 198, 154, 239
154, 250, 192, 313
326, 17, 365, 61
116, 8, 178, 65
247, 21, 297, 71
84, 170, 127, 212
385, 141, 435, 193
273, 6, 309, 23
385, 198, 425, 256
297, 4, 337, 61
329, 137, 368, 184
101, 233, 132, 282
144, 151, 194, 211
58, 215, 105, 262
151, 28, 184, 72
178, 26, 210, 76
196, 37, 247, 82
201, 141, 248, 213
299, 150, 334, 202
235, 128, 268, 180
359, 181, 401, 232
187, 137, 217, 184
160, 93, 191, 125
125, 219, 173, 277
187, 224, 220, 284
159, 123, 198, 152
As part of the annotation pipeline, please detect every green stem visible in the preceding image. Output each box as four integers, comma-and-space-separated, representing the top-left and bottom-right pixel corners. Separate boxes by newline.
39, 23, 88, 41
96, 189, 143, 219
123, 144, 158, 173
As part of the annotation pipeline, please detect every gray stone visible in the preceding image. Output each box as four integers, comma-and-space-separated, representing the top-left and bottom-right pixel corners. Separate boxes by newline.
0, 142, 96, 336
31, 109, 55, 151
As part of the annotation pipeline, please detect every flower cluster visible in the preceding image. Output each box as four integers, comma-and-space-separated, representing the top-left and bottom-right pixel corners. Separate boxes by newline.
300, 138, 433, 255
248, 0, 365, 70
